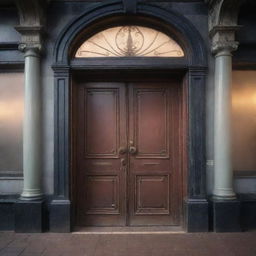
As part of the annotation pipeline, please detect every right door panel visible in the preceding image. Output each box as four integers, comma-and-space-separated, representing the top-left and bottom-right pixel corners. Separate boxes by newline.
128, 82, 182, 226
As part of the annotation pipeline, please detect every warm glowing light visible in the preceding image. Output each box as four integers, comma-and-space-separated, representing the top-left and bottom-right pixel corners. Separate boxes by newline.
232, 71, 256, 172
0, 72, 24, 173
232, 84, 256, 108
0, 101, 23, 122
75, 26, 184, 58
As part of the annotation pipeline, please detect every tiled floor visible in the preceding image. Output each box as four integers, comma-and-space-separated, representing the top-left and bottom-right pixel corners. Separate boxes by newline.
0, 231, 256, 256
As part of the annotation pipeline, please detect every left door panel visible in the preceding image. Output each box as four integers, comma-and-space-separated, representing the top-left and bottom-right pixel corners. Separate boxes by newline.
75, 82, 127, 226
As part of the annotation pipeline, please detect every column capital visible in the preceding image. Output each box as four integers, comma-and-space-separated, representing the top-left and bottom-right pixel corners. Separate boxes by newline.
15, 25, 43, 55
212, 41, 239, 56
210, 26, 240, 55
18, 44, 42, 56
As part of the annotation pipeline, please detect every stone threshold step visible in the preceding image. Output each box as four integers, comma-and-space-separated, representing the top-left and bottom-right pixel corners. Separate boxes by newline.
73, 226, 184, 234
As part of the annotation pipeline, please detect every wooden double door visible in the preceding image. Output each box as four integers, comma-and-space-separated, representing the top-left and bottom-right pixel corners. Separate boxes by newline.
74, 80, 183, 227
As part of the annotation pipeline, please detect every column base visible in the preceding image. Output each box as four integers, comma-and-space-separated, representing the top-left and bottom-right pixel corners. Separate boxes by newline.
210, 198, 241, 232
212, 189, 236, 200
50, 200, 71, 232
20, 189, 43, 201
185, 199, 209, 232
14, 199, 45, 233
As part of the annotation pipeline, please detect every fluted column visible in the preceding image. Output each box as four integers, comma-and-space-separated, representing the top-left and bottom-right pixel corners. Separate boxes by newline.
212, 39, 238, 200
20, 45, 42, 200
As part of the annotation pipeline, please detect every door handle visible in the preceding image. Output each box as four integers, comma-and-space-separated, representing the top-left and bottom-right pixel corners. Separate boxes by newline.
118, 146, 127, 155
129, 146, 137, 155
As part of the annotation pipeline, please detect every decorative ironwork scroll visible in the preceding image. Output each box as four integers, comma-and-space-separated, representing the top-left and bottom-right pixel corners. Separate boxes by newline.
75, 26, 184, 57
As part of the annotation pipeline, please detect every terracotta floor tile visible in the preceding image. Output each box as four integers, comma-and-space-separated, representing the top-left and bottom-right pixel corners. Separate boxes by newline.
0, 231, 255, 256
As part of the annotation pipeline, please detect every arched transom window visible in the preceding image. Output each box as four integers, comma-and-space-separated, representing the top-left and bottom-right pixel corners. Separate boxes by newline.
75, 26, 184, 58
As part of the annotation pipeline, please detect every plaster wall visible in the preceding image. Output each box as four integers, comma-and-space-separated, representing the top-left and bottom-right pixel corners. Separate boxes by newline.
0, 7, 23, 63
0, 1, 219, 196
0, 7, 20, 43
0, 7, 23, 195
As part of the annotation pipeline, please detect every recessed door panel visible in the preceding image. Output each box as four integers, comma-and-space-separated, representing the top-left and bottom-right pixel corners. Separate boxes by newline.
85, 175, 119, 214
135, 88, 169, 157
85, 89, 119, 157
135, 175, 170, 214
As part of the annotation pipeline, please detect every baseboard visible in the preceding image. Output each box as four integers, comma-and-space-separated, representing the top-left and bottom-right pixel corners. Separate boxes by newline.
185, 199, 209, 232
50, 199, 71, 232
14, 199, 46, 233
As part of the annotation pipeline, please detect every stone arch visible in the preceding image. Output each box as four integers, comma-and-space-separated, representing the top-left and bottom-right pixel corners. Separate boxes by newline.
53, 1, 207, 67
219, 0, 243, 26
207, 0, 244, 30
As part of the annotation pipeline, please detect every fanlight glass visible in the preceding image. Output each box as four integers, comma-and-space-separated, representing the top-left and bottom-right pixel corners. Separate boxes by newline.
75, 26, 184, 58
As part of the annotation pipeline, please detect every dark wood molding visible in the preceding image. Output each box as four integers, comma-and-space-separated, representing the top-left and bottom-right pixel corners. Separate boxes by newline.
70, 58, 188, 70
0, 42, 19, 50
0, 62, 24, 72
233, 62, 256, 70
234, 170, 256, 178
0, 172, 23, 178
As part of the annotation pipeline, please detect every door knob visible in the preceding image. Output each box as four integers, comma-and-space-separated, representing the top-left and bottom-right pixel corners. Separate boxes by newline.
120, 158, 127, 172
118, 146, 127, 155
129, 146, 137, 155
121, 158, 126, 166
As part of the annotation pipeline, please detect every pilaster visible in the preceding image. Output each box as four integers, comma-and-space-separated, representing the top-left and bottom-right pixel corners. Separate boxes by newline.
49, 65, 71, 232
185, 67, 209, 232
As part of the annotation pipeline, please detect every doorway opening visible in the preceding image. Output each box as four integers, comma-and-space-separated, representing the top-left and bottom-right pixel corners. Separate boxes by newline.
71, 72, 187, 228
52, 4, 208, 232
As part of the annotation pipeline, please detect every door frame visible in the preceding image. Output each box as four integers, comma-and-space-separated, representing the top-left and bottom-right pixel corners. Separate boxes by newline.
50, 1, 208, 232
71, 72, 186, 227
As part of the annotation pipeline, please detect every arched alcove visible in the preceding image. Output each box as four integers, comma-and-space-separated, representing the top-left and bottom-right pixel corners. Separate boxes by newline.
50, 1, 208, 232
53, 1, 206, 66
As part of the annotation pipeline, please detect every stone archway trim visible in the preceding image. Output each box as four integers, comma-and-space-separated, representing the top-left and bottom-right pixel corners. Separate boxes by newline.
50, 1, 209, 232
